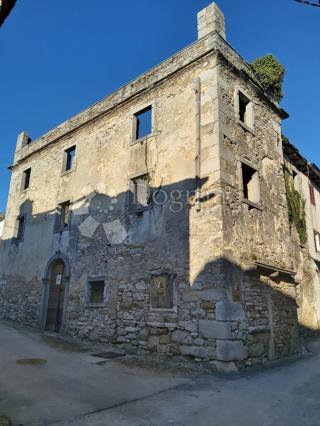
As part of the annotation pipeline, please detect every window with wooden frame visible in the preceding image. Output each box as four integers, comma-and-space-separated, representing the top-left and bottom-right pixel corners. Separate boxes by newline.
87, 280, 106, 305
309, 183, 316, 206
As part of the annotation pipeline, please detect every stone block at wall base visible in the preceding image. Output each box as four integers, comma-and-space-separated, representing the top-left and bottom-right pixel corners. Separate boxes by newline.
216, 340, 247, 361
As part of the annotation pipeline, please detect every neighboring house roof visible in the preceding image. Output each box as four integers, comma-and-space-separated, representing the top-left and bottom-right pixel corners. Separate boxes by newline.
0, 0, 16, 27
283, 137, 320, 189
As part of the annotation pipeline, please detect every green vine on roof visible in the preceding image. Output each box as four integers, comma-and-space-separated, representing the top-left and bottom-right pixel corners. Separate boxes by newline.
250, 54, 285, 103
284, 161, 307, 245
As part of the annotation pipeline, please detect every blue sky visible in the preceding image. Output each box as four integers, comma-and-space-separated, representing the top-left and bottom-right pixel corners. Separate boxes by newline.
0, 0, 319, 212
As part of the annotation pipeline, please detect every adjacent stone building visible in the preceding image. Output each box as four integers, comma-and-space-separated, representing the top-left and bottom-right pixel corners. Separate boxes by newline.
0, 3, 303, 367
283, 139, 320, 331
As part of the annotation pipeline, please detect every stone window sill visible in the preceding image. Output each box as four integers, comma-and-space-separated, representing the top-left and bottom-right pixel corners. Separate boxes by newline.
236, 119, 255, 136
85, 303, 107, 309
242, 198, 263, 211
20, 188, 30, 194
61, 168, 76, 177
130, 132, 156, 147
128, 203, 153, 216
150, 306, 177, 313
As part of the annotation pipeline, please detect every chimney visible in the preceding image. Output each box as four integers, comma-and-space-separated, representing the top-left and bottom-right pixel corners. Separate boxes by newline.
16, 131, 32, 151
197, 3, 226, 40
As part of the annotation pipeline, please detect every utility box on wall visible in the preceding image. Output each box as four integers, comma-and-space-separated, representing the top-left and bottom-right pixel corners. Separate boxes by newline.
150, 273, 174, 309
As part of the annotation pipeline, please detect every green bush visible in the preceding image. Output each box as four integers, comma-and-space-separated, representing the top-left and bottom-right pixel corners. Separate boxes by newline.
250, 54, 285, 103
284, 164, 307, 245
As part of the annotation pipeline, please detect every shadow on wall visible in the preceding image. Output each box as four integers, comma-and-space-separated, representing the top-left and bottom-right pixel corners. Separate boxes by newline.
0, 176, 310, 364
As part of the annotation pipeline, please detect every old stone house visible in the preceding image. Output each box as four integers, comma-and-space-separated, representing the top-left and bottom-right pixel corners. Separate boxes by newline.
283, 139, 320, 331
0, 3, 304, 367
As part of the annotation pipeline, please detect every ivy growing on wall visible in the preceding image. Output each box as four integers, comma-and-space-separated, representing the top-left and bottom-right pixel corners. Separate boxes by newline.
284, 161, 307, 245
250, 54, 285, 103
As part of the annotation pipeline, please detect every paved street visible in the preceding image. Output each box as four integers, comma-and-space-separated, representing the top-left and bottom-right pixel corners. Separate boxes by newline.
0, 320, 320, 426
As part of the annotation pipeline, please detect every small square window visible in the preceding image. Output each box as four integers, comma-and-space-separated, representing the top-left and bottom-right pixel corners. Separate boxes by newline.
133, 106, 152, 140
21, 168, 31, 191
55, 201, 71, 232
88, 280, 106, 304
315, 231, 320, 253
150, 273, 174, 309
309, 184, 316, 206
129, 174, 152, 212
237, 91, 254, 129
63, 146, 76, 172
16, 216, 25, 241
241, 162, 260, 205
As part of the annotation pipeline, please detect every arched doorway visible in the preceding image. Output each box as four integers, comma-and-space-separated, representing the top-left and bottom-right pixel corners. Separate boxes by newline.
40, 254, 70, 332
46, 260, 65, 331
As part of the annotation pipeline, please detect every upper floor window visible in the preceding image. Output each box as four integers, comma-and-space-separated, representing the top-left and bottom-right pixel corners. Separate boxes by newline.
236, 90, 254, 130
63, 146, 76, 173
241, 162, 260, 206
133, 105, 152, 141
314, 231, 320, 253
21, 168, 31, 191
309, 183, 316, 206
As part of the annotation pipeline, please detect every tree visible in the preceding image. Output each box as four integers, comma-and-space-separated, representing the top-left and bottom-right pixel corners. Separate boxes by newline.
250, 54, 285, 103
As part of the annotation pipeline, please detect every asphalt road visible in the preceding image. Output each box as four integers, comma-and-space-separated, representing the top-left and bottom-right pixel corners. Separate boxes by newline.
0, 320, 320, 426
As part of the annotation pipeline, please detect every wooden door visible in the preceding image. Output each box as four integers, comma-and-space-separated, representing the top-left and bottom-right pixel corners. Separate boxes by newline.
46, 260, 65, 332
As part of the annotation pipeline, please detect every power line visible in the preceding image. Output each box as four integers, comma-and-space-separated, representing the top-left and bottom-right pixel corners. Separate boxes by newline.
293, 0, 320, 7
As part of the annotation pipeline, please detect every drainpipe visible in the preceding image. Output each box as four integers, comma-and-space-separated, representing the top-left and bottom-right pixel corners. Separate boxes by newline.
195, 77, 201, 212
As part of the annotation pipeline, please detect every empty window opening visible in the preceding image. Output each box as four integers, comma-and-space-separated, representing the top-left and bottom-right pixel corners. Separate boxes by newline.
309, 183, 316, 206
134, 106, 152, 140
16, 216, 25, 241
150, 274, 174, 309
55, 201, 71, 232
238, 91, 253, 127
22, 168, 31, 190
242, 163, 260, 204
61, 201, 71, 230
130, 174, 151, 210
88, 281, 106, 304
315, 231, 320, 253
64, 146, 76, 172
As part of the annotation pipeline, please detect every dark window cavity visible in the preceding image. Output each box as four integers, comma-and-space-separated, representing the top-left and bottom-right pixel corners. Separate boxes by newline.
16, 216, 25, 241
150, 273, 174, 309
64, 146, 76, 172
134, 106, 152, 140
88, 281, 106, 304
237, 91, 253, 128
22, 168, 31, 190
241, 163, 260, 204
